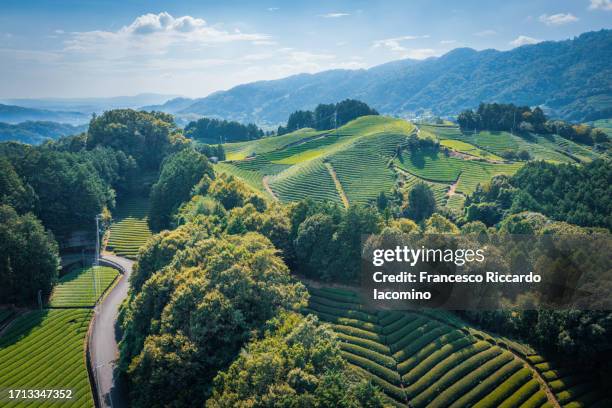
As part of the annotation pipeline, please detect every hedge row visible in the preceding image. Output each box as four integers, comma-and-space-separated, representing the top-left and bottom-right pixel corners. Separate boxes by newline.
307, 300, 378, 323
405, 346, 500, 400
388, 320, 438, 352
414, 352, 513, 407
401, 337, 480, 384
393, 325, 454, 362
340, 350, 402, 386
497, 378, 541, 408
308, 293, 362, 311
347, 364, 407, 403
339, 342, 397, 369
473, 367, 533, 408
377, 311, 405, 327
556, 383, 592, 405
519, 389, 548, 408
396, 330, 465, 375
447, 358, 523, 408
335, 332, 390, 355
332, 324, 384, 343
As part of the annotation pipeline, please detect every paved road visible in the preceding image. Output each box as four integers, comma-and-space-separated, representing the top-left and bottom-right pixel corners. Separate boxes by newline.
90, 254, 133, 408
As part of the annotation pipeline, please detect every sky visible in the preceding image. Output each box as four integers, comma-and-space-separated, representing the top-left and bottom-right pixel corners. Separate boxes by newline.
0, 0, 610, 99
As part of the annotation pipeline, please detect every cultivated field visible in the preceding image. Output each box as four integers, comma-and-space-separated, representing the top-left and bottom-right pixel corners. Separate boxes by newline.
303, 287, 611, 407
0, 309, 94, 407
48, 266, 119, 308
216, 118, 601, 212
106, 196, 152, 259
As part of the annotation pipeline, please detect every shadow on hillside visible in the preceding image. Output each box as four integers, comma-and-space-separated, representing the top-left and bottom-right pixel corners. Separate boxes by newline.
0, 309, 48, 348
408, 149, 438, 169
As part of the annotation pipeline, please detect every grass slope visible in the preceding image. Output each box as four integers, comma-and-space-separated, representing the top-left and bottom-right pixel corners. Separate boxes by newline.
106, 196, 152, 259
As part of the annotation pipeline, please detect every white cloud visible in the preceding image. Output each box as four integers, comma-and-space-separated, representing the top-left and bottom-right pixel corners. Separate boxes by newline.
64, 12, 270, 54
267, 7, 279, 11
372, 35, 430, 52
589, 0, 612, 11
402, 48, 438, 59
473, 29, 497, 37
538, 13, 578, 25
440, 40, 457, 44
510, 35, 541, 47
319, 13, 350, 18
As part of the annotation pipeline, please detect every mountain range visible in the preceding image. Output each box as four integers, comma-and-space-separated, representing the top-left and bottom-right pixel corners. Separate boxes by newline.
151, 29, 611, 125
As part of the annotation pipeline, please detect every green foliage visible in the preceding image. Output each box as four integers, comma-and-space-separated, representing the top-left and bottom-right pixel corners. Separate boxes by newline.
121, 232, 307, 407
403, 183, 436, 222
0, 309, 94, 407
293, 203, 381, 281
149, 148, 214, 230
0, 157, 36, 213
278, 99, 378, 135
0, 205, 59, 305
185, 117, 263, 143
87, 109, 180, 170
2, 144, 116, 236
207, 312, 386, 408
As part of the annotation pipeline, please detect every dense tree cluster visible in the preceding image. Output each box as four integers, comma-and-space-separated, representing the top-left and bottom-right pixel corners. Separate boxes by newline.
148, 148, 215, 231
208, 312, 385, 407
0, 143, 129, 236
464, 160, 611, 229
196, 143, 226, 161
0, 205, 59, 305
120, 233, 307, 407
278, 99, 379, 135
87, 109, 184, 170
184, 117, 264, 143
458, 103, 609, 145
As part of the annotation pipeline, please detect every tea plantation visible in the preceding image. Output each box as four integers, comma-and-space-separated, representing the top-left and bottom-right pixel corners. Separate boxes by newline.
303, 286, 611, 407
106, 196, 152, 259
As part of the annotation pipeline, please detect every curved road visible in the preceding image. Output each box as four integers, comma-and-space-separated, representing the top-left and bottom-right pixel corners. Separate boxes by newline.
90, 254, 133, 408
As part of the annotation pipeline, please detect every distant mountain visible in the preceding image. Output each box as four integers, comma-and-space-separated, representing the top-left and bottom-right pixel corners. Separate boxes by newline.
0, 93, 178, 116
141, 97, 195, 113
0, 121, 87, 144
175, 30, 611, 124
0, 104, 89, 125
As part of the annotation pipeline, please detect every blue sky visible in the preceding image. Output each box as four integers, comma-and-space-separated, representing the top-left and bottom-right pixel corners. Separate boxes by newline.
1, 0, 610, 98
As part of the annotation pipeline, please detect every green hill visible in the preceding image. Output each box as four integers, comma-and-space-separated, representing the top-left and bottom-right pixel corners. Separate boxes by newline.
304, 286, 612, 408
216, 117, 599, 211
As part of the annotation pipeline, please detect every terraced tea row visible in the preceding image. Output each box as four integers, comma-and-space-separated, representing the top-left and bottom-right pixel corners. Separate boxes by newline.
303, 287, 550, 407
394, 151, 522, 195
48, 266, 119, 308
422, 125, 599, 164
106, 196, 152, 259
527, 355, 612, 407
0, 309, 94, 407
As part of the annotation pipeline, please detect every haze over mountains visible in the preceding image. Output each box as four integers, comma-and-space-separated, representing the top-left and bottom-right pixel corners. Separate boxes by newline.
150, 29, 611, 125
1, 29, 610, 137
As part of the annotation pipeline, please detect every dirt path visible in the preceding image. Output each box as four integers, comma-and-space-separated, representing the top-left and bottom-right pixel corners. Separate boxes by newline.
324, 162, 349, 208
447, 173, 461, 196
262, 176, 279, 201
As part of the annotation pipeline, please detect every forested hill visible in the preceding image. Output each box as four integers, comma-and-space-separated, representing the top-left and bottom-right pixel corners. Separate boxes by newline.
0, 121, 88, 144
164, 29, 611, 124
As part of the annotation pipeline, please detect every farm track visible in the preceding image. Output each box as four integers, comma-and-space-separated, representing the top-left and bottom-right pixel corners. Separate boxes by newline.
262, 176, 278, 201
324, 162, 349, 208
